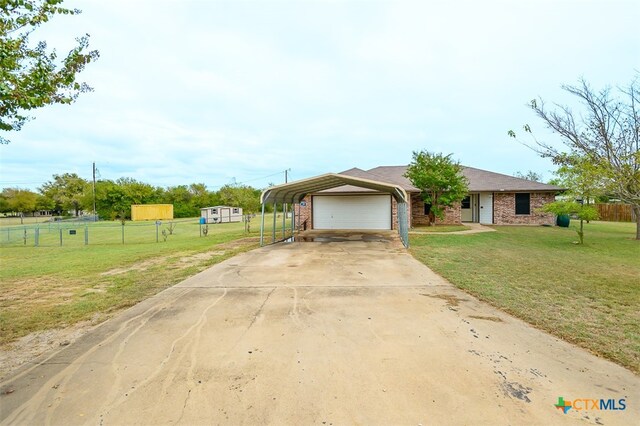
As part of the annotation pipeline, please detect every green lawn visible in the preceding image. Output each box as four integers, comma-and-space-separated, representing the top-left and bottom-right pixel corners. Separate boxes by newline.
0, 214, 291, 347
410, 224, 469, 233
410, 221, 640, 373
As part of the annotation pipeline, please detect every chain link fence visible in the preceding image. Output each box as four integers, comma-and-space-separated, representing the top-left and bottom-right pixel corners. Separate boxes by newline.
0, 218, 235, 247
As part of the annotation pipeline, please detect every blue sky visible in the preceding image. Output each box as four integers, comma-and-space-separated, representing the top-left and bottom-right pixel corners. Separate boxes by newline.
1, 0, 638, 191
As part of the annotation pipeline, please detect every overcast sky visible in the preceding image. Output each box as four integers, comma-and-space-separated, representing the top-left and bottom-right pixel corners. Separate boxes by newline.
1, 0, 638, 191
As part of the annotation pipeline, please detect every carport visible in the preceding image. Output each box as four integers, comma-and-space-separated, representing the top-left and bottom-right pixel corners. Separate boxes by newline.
259, 173, 410, 247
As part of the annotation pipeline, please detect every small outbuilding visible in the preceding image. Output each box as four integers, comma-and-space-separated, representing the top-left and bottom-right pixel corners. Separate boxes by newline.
131, 204, 174, 221
201, 206, 243, 224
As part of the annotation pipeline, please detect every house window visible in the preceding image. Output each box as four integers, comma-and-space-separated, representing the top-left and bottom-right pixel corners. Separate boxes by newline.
424, 203, 432, 215
232, 208, 239, 214
461, 196, 471, 209
211, 208, 217, 214
515, 193, 530, 215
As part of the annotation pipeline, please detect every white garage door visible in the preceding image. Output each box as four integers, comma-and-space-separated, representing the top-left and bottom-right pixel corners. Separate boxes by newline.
313, 195, 391, 230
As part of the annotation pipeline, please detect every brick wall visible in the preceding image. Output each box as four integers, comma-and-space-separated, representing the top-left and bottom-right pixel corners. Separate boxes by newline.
493, 192, 555, 225
295, 195, 312, 230
410, 193, 461, 226
391, 197, 400, 230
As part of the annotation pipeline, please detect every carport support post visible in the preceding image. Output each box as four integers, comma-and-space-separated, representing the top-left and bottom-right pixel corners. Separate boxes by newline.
272, 202, 277, 243
259, 203, 265, 246
291, 204, 295, 238
282, 203, 286, 239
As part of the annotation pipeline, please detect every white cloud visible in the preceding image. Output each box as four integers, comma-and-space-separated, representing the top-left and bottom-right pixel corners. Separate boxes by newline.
1, 0, 639, 190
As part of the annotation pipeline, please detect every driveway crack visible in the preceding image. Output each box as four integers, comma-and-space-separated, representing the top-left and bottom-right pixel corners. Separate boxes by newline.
247, 288, 276, 330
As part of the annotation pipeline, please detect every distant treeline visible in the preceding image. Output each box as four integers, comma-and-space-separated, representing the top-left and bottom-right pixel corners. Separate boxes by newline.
1, 173, 269, 220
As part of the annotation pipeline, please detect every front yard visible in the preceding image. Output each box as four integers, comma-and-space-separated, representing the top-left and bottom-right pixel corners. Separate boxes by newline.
410, 221, 640, 373
0, 219, 265, 350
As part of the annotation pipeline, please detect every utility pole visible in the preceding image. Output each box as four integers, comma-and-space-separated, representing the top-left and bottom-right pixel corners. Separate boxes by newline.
92, 162, 97, 221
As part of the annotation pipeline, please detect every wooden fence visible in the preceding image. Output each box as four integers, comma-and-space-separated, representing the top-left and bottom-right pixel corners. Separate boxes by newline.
595, 203, 636, 222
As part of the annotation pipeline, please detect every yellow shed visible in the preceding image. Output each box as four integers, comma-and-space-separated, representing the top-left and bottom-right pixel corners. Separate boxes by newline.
131, 204, 174, 221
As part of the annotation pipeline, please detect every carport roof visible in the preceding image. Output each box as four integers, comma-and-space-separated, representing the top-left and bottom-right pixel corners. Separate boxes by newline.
260, 173, 408, 204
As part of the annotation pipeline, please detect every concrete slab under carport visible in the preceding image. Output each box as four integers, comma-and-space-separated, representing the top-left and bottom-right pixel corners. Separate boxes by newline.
292, 229, 402, 244
2, 242, 638, 425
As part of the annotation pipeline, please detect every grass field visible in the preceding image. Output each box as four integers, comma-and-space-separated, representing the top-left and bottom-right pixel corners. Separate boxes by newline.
0, 214, 290, 347
410, 221, 640, 373
0, 213, 292, 247
0, 216, 53, 227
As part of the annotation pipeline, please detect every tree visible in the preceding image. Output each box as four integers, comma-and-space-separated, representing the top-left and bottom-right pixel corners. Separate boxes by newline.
218, 184, 261, 213
509, 76, 640, 240
116, 178, 161, 206
0, 191, 9, 213
514, 170, 543, 182
552, 154, 607, 204
540, 201, 599, 245
92, 178, 162, 220
3, 187, 37, 221
404, 151, 469, 226
163, 185, 195, 218
1, 0, 99, 144
189, 183, 216, 209
40, 173, 87, 216
93, 180, 127, 220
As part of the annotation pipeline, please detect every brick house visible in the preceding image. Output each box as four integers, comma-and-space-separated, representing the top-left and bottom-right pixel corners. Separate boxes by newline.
294, 165, 562, 230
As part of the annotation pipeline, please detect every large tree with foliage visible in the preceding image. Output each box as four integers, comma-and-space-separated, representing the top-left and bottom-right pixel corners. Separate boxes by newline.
218, 184, 261, 214
1, 187, 37, 221
91, 178, 162, 220
92, 180, 130, 220
1, 0, 99, 143
404, 151, 469, 226
40, 173, 87, 216
509, 76, 640, 240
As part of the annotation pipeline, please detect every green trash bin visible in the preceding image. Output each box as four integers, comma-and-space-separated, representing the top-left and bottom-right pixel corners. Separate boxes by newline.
556, 214, 570, 227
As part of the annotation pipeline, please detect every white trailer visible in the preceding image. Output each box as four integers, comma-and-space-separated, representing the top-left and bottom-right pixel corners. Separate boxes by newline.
200, 206, 243, 224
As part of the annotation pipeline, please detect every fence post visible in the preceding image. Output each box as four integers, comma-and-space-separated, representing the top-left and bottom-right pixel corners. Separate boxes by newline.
59, 228, 63, 246
35, 227, 39, 247
156, 221, 159, 243
121, 222, 125, 244
85, 225, 89, 245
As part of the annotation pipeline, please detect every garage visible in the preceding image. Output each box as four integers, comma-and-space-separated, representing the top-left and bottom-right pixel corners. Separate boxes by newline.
259, 173, 409, 247
313, 195, 391, 230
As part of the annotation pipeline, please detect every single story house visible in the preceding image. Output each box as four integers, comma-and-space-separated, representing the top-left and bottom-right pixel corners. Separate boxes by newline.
288, 165, 563, 231
200, 206, 243, 224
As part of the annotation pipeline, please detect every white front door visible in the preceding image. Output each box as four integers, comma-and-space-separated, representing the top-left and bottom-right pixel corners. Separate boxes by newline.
479, 193, 493, 224
313, 195, 392, 230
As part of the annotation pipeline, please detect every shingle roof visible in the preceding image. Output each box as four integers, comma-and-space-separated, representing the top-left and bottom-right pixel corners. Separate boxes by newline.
460, 166, 564, 192
329, 165, 564, 193
320, 168, 390, 193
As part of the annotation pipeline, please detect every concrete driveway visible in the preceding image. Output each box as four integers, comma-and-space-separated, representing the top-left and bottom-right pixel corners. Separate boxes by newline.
1, 239, 638, 425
